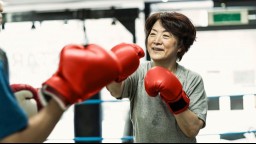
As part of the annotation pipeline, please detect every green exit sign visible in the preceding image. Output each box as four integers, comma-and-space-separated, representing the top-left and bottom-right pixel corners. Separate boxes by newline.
214, 13, 241, 22
208, 9, 248, 26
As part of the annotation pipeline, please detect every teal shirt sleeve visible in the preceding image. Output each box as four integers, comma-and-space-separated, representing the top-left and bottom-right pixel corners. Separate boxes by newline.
0, 61, 28, 139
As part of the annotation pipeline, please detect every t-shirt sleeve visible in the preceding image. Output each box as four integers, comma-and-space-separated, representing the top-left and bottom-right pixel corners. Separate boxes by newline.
0, 63, 28, 140
120, 71, 139, 99
185, 73, 208, 128
120, 62, 147, 100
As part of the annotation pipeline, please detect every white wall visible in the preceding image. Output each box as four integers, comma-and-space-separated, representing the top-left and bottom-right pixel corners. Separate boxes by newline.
180, 29, 256, 96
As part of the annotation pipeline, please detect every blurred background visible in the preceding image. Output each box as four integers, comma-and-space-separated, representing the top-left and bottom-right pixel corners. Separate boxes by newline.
0, 0, 256, 143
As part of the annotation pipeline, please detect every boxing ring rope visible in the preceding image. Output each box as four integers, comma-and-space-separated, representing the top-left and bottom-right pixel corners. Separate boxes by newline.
78, 99, 129, 105
72, 130, 256, 142
78, 93, 256, 105
74, 136, 134, 142
45, 130, 256, 142
47, 94, 256, 142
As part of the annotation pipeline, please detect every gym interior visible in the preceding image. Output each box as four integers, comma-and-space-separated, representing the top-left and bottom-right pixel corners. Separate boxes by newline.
1, 0, 256, 143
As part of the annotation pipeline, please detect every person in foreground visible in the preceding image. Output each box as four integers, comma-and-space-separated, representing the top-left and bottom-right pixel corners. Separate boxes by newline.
0, 43, 144, 143
0, 1, 145, 142
106, 11, 208, 143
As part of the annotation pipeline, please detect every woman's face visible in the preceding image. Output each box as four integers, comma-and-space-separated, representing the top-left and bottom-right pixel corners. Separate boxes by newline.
147, 20, 180, 63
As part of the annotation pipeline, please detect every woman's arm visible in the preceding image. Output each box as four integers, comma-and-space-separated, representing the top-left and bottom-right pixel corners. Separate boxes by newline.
106, 81, 124, 99
174, 109, 204, 138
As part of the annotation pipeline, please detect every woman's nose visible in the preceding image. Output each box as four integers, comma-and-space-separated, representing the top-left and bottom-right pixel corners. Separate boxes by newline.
153, 35, 162, 45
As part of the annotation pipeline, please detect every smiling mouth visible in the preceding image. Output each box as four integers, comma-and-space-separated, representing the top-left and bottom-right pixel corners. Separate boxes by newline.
152, 47, 164, 51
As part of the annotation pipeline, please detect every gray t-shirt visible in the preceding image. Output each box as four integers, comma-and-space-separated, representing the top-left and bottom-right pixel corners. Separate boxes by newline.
120, 61, 208, 143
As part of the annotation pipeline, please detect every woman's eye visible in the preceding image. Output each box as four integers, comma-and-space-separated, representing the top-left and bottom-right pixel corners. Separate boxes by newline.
149, 33, 156, 36
163, 35, 170, 38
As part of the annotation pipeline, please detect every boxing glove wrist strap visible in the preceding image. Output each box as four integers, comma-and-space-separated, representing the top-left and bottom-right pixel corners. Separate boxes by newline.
39, 85, 69, 111
167, 91, 190, 115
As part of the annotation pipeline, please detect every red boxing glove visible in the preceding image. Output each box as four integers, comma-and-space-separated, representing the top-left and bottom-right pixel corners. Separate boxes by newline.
39, 44, 121, 110
111, 43, 145, 82
11, 84, 43, 117
144, 66, 190, 114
